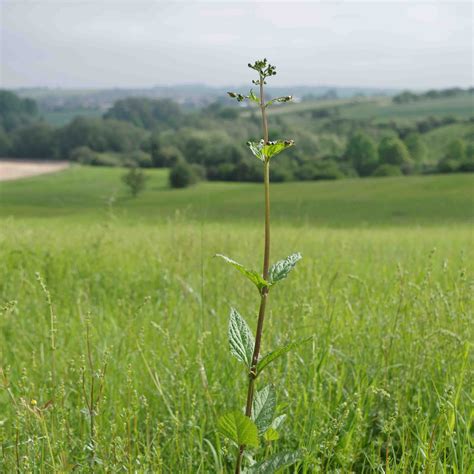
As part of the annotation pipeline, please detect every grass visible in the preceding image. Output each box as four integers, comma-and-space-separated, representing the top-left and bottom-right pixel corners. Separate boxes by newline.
0, 168, 473, 472
1, 166, 473, 226
267, 95, 474, 123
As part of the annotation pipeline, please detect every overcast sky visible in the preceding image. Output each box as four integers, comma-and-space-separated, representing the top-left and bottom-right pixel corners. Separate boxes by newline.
1, 1, 472, 89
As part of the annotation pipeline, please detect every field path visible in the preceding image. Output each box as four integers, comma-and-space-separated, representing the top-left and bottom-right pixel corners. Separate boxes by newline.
0, 159, 70, 181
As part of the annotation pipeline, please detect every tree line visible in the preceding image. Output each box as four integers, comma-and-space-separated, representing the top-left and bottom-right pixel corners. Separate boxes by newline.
1, 90, 473, 188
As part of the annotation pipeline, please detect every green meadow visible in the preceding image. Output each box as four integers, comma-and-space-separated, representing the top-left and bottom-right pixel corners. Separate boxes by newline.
0, 168, 473, 472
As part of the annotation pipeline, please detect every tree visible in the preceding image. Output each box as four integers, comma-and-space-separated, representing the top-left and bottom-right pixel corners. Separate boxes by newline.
404, 133, 427, 163
445, 138, 466, 162
378, 136, 413, 174
104, 97, 182, 130
121, 167, 148, 197
169, 160, 200, 188
0, 127, 12, 156
11, 122, 56, 158
345, 132, 378, 176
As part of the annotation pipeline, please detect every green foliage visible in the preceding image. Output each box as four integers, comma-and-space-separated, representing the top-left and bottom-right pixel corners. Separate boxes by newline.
0, 203, 472, 471
378, 136, 413, 173
215, 254, 268, 292
251, 385, 276, 433
345, 132, 379, 176
104, 97, 182, 130
169, 159, 200, 188
228, 308, 255, 367
372, 163, 403, 177
218, 412, 260, 448
0, 90, 38, 132
56, 116, 146, 158
247, 451, 302, 473
404, 132, 427, 163
247, 140, 295, 162
268, 253, 302, 286
0, 126, 12, 155
11, 122, 56, 159
445, 138, 466, 162
121, 166, 148, 197
69, 146, 97, 164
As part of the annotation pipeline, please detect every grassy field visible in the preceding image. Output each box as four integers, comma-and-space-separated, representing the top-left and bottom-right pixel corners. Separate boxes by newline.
267, 95, 474, 122
0, 168, 473, 472
1, 166, 473, 226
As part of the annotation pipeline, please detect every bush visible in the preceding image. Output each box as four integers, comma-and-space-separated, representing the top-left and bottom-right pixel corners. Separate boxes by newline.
129, 150, 152, 168
69, 146, 97, 164
372, 164, 403, 177
169, 160, 200, 188
151, 145, 183, 167
122, 166, 148, 197
459, 157, 474, 172
437, 158, 460, 173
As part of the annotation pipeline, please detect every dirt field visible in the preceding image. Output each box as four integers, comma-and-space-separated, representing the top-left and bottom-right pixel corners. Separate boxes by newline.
0, 160, 70, 181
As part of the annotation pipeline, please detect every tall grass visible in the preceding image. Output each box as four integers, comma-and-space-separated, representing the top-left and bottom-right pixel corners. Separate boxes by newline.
0, 220, 472, 472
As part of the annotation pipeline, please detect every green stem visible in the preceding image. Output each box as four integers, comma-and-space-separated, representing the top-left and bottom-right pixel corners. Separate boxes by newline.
235, 74, 271, 474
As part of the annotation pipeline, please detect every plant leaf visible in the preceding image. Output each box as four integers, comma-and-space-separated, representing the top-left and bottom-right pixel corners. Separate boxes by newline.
248, 89, 259, 104
218, 411, 259, 448
263, 428, 279, 442
247, 140, 295, 162
215, 254, 268, 292
247, 140, 266, 162
252, 385, 276, 433
266, 95, 293, 107
247, 450, 302, 474
257, 336, 312, 375
265, 140, 295, 159
268, 252, 302, 286
228, 308, 255, 367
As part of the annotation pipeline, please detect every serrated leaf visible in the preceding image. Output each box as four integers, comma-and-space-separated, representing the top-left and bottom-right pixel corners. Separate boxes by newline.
247, 450, 302, 474
252, 385, 276, 433
265, 140, 295, 159
247, 139, 295, 162
268, 252, 302, 286
228, 308, 255, 367
270, 414, 287, 430
215, 254, 268, 292
218, 411, 259, 448
247, 140, 266, 162
257, 336, 312, 375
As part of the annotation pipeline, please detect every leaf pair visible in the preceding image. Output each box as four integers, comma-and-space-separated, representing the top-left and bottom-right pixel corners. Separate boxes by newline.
217, 410, 302, 472
217, 385, 277, 446
228, 308, 312, 375
216, 252, 302, 294
247, 139, 295, 162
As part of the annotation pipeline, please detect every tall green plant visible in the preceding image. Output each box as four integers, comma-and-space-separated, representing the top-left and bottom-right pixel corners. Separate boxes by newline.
217, 59, 309, 473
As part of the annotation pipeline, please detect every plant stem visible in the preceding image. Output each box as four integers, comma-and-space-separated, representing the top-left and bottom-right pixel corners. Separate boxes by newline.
235, 73, 271, 474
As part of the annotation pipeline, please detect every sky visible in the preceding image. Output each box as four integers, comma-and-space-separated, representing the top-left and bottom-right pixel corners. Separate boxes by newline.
1, 0, 472, 90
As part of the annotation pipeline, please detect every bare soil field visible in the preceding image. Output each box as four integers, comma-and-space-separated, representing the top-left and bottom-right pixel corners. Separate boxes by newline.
0, 159, 69, 181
